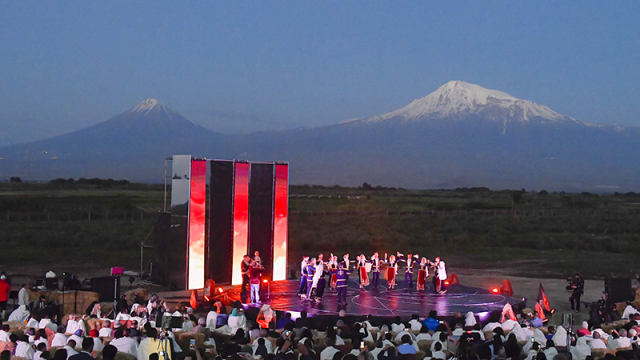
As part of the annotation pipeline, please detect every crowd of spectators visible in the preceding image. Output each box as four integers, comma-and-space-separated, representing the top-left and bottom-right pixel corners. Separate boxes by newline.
1, 294, 640, 360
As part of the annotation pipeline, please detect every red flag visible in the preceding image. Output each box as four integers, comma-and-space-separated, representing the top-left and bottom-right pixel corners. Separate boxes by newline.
537, 283, 550, 311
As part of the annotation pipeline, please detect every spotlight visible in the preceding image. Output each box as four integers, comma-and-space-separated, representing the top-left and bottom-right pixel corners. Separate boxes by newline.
444, 281, 450, 286
262, 279, 268, 284
492, 287, 499, 294
217, 287, 224, 293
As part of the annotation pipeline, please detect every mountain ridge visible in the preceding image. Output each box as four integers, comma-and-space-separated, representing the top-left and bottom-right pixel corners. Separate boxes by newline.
1, 84, 639, 191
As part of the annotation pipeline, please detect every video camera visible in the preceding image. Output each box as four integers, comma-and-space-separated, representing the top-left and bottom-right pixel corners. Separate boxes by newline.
566, 277, 574, 292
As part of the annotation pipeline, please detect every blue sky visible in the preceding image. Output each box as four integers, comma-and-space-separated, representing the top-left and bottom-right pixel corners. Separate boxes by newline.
1, 1, 638, 145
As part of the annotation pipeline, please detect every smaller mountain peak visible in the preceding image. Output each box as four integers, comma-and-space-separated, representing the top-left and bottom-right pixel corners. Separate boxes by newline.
129, 98, 166, 114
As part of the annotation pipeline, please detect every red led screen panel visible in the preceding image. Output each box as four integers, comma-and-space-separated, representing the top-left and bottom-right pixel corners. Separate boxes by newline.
232, 162, 250, 285
187, 160, 207, 290
272, 164, 289, 281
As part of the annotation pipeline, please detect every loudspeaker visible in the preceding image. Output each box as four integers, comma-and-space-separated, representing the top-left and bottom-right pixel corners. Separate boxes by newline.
605, 278, 633, 303
551, 312, 584, 327
90, 276, 121, 302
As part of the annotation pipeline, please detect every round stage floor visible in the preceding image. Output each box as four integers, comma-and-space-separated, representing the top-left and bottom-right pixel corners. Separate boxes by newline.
228, 278, 516, 317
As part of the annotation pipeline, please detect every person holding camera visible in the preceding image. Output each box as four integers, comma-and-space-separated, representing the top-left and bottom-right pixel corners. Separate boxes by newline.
569, 272, 585, 313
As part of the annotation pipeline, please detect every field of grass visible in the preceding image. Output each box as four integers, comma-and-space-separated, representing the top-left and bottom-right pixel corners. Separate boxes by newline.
1, 181, 640, 280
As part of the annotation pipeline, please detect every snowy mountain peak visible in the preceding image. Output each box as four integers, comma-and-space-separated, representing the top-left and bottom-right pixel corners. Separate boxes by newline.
357, 81, 571, 124
129, 98, 168, 115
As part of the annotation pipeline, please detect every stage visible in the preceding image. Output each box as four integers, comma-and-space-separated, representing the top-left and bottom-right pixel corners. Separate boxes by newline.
226, 278, 517, 318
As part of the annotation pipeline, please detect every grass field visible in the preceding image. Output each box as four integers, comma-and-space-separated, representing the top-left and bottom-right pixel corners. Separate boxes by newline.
1, 181, 639, 280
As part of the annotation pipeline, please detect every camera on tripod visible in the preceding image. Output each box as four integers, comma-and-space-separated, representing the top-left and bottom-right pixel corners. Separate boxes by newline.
566, 277, 574, 292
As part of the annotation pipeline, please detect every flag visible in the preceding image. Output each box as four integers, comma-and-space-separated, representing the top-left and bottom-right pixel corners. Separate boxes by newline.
537, 283, 550, 311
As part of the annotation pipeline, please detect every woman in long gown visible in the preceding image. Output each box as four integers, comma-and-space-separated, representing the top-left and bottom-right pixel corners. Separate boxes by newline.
417, 257, 429, 291
329, 256, 338, 290
357, 255, 370, 289
386, 254, 398, 289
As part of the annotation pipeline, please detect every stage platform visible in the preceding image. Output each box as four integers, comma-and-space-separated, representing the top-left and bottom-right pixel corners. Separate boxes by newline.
227, 278, 516, 318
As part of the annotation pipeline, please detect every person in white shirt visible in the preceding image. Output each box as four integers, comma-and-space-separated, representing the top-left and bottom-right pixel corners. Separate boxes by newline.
589, 331, 607, 349
33, 329, 48, 349
15, 336, 35, 360
205, 310, 218, 330
109, 329, 138, 357
432, 342, 447, 360
92, 336, 104, 352
320, 338, 340, 360
51, 326, 69, 348
390, 316, 405, 333
33, 343, 47, 360
66, 314, 87, 336
18, 283, 30, 306
433, 257, 447, 294
68, 330, 84, 349
483, 321, 501, 333
64, 340, 79, 359
394, 329, 416, 344
0, 324, 10, 342
39, 317, 57, 332
115, 309, 131, 322
622, 304, 640, 320
408, 314, 422, 332
99, 321, 112, 338
415, 325, 432, 341
26, 314, 40, 328
570, 337, 592, 360
501, 314, 517, 332
543, 340, 558, 359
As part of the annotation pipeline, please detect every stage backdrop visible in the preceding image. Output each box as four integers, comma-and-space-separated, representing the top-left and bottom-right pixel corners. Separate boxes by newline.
169, 156, 288, 289
207, 160, 234, 284
249, 163, 275, 278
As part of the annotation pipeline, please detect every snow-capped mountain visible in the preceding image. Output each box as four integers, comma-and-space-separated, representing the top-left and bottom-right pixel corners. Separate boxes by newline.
2, 88, 640, 191
348, 80, 575, 126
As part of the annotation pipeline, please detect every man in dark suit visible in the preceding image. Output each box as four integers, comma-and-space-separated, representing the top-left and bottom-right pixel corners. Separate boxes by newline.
70, 338, 95, 360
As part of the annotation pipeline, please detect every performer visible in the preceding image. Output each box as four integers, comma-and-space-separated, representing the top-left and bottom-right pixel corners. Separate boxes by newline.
417, 257, 429, 291
370, 252, 381, 289
385, 254, 398, 289
341, 253, 350, 270
398, 252, 417, 288
329, 255, 338, 290
254, 251, 262, 267
335, 257, 351, 306
569, 272, 584, 312
357, 255, 370, 289
240, 255, 252, 302
311, 258, 327, 303
299, 256, 309, 297
432, 257, 447, 294
305, 258, 316, 300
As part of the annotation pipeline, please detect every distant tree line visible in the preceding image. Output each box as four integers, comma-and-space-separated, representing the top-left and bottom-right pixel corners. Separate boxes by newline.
49, 177, 130, 186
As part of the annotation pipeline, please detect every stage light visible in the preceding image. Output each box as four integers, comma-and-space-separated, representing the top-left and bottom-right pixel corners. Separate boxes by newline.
231, 162, 250, 285
272, 164, 289, 281
492, 287, 499, 293
477, 311, 490, 322
217, 287, 224, 293
444, 281, 450, 286
187, 160, 206, 290
262, 279, 268, 284
204, 295, 210, 302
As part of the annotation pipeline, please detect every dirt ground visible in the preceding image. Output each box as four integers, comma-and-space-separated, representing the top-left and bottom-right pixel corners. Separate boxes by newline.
451, 267, 612, 314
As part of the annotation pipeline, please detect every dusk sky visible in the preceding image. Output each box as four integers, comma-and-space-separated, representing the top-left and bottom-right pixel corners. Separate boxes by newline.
1, 1, 638, 146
